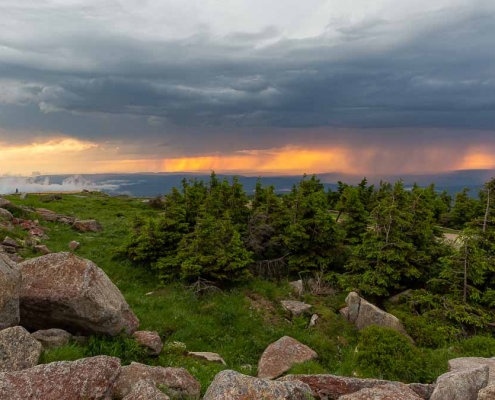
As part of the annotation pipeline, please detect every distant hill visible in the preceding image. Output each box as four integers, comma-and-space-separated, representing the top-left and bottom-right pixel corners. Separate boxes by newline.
2, 169, 493, 197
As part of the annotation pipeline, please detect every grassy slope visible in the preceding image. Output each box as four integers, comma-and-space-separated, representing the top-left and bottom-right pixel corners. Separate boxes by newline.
9, 192, 495, 394
6, 193, 362, 392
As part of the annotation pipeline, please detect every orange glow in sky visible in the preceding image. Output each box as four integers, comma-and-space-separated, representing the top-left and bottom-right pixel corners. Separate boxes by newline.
3, 136, 495, 176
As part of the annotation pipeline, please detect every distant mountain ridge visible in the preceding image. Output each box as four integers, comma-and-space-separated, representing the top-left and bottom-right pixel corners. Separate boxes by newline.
3, 169, 493, 197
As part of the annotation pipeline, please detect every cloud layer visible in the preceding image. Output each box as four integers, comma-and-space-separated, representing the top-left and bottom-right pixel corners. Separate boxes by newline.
0, 0, 494, 175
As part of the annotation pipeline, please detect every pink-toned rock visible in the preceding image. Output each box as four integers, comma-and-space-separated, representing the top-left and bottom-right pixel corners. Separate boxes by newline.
35, 208, 59, 222
114, 362, 201, 399
431, 365, 488, 400
34, 245, 51, 255
73, 219, 103, 232
279, 375, 434, 399
2, 236, 19, 248
123, 379, 170, 400
340, 383, 421, 399
203, 370, 313, 400
478, 382, 495, 399
0, 326, 42, 372
449, 357, 495, 383
258, 336, 318, 380
19, 252, 139, 336
68, 240, 80, 250
31, 328, 72, 349
0, 253, 20, 329
6, 254, 24, 263
0, 356, 121, 400
133, 331, 163, 356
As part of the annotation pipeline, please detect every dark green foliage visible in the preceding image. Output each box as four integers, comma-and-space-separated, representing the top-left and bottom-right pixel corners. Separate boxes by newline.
449, 188, 482, 229
356, 326, 428, 383
336, 186, 368, 244
85, 334, 148, 365
457, 335, 495, 358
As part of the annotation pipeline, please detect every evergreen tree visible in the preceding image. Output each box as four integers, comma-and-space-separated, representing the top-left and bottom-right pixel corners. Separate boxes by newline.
284, 175, 343, 273
336, 186, 369, 244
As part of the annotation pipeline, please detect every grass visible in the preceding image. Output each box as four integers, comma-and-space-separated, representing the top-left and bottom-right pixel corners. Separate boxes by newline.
4, 192, 490, 394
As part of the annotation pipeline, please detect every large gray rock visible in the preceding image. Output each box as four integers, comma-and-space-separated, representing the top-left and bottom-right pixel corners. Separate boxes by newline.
431, 365, 488, 400
0, 356, 121, 400
203, 370, 314, 400
114, 362, 201, 399
19, 252, 139, 336
279, 374, 434, 399
258, 336, 318, 380
340, 383, 421, 399
0, 326, 43, 372
449, 357, 495, 383
344, 292, 412, 341
31, 328, 72, 349
123, 379, 170, 400
0, 253, 21, 330
478, 382, 495, 399
289, 280, 304, 297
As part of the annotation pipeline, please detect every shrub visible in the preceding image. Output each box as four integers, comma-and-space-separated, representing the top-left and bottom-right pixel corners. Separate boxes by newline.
355, 326, 424, 383
458, 335, 495, 358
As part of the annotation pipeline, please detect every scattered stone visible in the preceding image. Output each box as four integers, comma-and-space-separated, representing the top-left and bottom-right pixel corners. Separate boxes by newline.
258, 336, 318, 380
188, 352, 227, 365
289, 280, 304, 297
34, 245, 51, 255
340, 383, 421, 399
114, 362, 201, 399
19, 252, 139, 336
0, 253, 21, 330
309, 314, 319, 327
2, 236, 19, 248
449, 357, 495, 383
73, 219, 103, 232
123, 379, 170, 400
0, 326, 43, 372
430, 365, 488, 400
0, 356, 121, 400
145, 292, 154, 296
339, 306, 350, 319
279, 375, 434, 399
68, 240, 80, 250
35, 208, 59, 222
6, 254, 24, 263
281, 300, 312, 317
0, 208, 13, 221
31, 329, 72, 349
0, 197, 12, 209
344, 292, 413, 341
133, 331, 163, 356
203, 370, 314, 400
478, 382, 495, 400
19, 193, 27, 200
1, 244, 17, 253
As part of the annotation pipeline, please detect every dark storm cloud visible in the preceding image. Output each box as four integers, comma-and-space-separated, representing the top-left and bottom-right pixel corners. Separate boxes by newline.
0, 0, 494, 159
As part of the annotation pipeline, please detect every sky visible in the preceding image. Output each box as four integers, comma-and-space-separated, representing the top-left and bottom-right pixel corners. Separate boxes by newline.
1, 0, 494, 176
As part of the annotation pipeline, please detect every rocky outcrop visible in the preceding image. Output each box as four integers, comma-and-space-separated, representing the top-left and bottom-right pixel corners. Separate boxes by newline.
279, 374, 434, 399
0, 208, 14, 221
281, 300, 312, 317
68, 240, 80, 250
0, 197, 12, 209
449, 357, 495, 382
0, 326, 43, 372
114, 362, 201, 399
478, 382, 495, 399
258, 336, 318, 380
133, 331, 163, 356
188, 352, 227, 365
34, 245, 51, 255
123, 379, 170, 400
31, 328, 72, 349
340, 383, 421, 399
431, 365, 488, 400
0, 356, 121, 400
0, 253, 21, 330
35, 208, 76, 225
19, 252, 139, 336
203, 370, 314, 400
343, 292, 412, 341
73, 219, 103, 232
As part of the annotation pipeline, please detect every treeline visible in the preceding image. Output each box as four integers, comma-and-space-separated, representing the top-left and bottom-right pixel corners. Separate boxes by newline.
120, 172, 495, 339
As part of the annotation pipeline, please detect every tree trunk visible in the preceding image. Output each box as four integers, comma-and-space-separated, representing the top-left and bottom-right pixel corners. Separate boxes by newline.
483, 187, 491, 233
